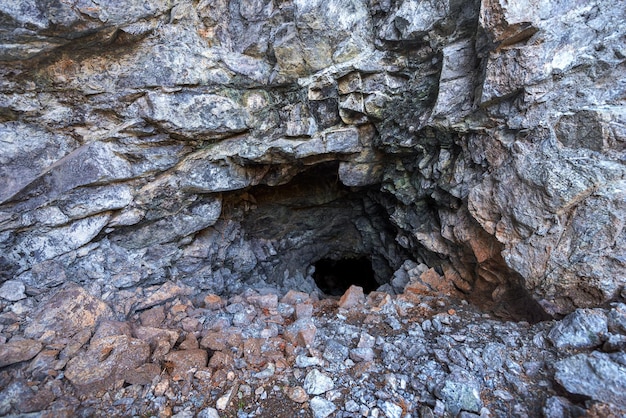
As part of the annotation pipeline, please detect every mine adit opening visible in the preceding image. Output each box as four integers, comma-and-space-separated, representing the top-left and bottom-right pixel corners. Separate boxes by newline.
231, 161, 550, 322
312, 256, 379, 296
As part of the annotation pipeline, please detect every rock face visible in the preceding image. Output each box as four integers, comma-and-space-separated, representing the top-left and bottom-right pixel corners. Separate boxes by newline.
0, 0, 625, 339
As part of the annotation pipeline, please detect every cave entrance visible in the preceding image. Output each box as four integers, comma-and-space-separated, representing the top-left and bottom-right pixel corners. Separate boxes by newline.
312, 256, 379, 296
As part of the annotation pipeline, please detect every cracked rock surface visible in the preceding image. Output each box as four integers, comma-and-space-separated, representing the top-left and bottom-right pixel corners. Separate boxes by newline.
0, 0, 625, 415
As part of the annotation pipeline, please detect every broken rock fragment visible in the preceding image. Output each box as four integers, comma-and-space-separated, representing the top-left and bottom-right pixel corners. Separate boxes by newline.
24, 285, 112, 340
65, 335, 150, 395
0, 339, 43, 368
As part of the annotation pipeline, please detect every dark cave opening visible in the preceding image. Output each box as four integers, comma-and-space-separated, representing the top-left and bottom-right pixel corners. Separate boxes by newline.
312, 256, 380, 296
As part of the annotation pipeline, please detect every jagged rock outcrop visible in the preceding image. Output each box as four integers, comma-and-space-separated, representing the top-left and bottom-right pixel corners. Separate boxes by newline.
0, 0, 624, 319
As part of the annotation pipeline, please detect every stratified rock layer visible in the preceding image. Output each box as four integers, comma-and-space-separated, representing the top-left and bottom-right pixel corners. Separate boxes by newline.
1, 1, 625, 321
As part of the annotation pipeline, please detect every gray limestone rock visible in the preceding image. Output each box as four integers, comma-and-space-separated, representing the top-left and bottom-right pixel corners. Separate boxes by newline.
0, 280, 26, 301
548, 309, 608, 349
304, 369, 334, 395
139, 92, 250, 140
554, 351, 626, 408
0, 122, 76, 204
323, 339, 350, 364
0, 0, 623, 386
309, 396, 337, 418
435, 371, 483, 415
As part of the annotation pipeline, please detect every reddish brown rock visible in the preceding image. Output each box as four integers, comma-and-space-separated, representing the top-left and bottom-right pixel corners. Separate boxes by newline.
295, 303, 314, 319
208, 351, 233, 369
203, 293, 226, 310
0, 339, 43, 368
246, 293, 278, 309
338, 285, 365, 309
164, 349, 208, 380
133, 281, 193, 312
92, 320, 132, 340
139, 305, 166, 327
65, 335, 150, 395
200, 331, 228, 351
281, 290, 311, 305
133, 326, 179, 362
24, 285, 112, 340
179, 333, 199, 350
200, 329, 242, 352
125, 363, 161, 385
285, 386, 308, 403
405, 268, 459, 297
284, 319, 317, 347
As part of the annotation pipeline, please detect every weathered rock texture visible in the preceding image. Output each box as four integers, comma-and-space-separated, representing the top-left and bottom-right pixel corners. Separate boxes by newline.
0, 0, 625, 316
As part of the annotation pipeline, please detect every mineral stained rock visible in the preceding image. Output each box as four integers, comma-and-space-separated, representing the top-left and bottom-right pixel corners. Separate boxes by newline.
0, 0, 625, 322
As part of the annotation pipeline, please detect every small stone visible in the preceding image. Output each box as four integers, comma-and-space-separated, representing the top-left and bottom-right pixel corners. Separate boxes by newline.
548, 309, 608, 349
179, 333, 200, 350
203, 294, 225, 310
194, 370, 213, 381
281, 290, 311, 305
607, 303, 626, 334
285, 318, 317, 347
154, 379, 170, 397
0, 339, 43, 367
350, 347, 375, 362
381, 401, 403, 418
197, 407, 220, 418
232, 311, 253, 327
164, 349, 208, 380
542, 396, 586, 418
310, 396, 336, 418
304, 369, 334, 395
295, 355, 323, 368
285, 386, 308, 403
295, 303, 314, 319
253, 363, 275, 379
435, 371, 483, 415
554, 352, 626, 407
181, 317, 200, 332
0, 280, 26, 301
216, 386, 236, 410
323, 340, 349, 364
338, 285, 365, 309
247, 293, 278, 309
603, 334, 626, 352
345, 399, 360, 412
358, 332, 376, 348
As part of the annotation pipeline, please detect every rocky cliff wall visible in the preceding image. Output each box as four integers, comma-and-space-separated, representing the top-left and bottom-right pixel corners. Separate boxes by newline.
0, 0, 625, 316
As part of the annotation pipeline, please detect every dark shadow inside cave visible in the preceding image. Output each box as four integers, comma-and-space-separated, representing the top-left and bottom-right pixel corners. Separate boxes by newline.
227, 162, 551, 322
312, 257, 379, 296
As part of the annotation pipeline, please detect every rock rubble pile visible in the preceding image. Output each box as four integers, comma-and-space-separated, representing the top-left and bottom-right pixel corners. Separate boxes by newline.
1, 0, 625, 415
1, 281, 625, 416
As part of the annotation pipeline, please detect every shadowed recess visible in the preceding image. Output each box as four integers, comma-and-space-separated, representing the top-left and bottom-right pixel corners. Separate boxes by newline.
313, 257, 379, 296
